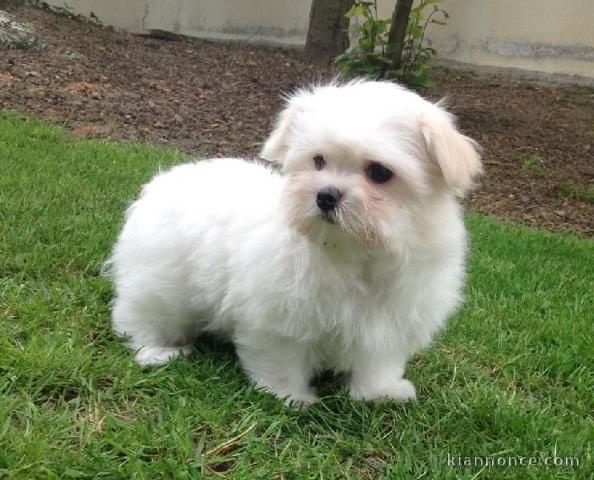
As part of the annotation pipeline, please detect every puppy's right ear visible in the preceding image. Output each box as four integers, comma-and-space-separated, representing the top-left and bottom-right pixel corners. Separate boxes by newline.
260, 101, 300, 164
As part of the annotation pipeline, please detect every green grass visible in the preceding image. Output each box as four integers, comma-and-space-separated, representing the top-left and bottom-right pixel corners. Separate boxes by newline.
1, 111, 592, 479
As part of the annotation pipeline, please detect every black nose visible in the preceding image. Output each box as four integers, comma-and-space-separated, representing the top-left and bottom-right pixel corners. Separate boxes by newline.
316, 186, 342, 213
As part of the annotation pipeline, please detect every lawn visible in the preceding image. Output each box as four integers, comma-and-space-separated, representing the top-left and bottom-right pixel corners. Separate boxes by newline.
0, 111, 592, 479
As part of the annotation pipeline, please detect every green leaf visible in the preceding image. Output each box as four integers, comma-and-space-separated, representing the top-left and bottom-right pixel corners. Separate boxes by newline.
409, 25, 424, 38
375, 19, 390, 35
346, 4, 368, 18
360, 37, 374, 49
63, 469, 86, 478
192, 432, 206, 468
410, 5, 424, 15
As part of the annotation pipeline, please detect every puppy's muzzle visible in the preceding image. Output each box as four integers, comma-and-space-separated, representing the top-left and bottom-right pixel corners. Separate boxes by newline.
316, 186, 342, 213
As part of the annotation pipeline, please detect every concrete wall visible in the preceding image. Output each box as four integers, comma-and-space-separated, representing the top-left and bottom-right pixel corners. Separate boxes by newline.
144, 0, 312, 46
45, 0, 148, 34
376, 0, 594, 83
45, 0, 594, 83
45, 0, 312, 46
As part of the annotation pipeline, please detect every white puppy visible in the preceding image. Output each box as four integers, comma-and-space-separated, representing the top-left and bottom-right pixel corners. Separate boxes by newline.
110, 80, 481, 405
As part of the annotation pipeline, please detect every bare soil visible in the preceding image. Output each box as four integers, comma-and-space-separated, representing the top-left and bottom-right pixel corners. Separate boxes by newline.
1, 5, 593, 236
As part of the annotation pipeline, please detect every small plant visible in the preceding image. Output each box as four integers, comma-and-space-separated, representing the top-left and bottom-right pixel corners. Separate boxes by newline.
516, 153, 542, 171
336, 0, 448, 89
499, 115, 520, 128
558, 183, 594, 204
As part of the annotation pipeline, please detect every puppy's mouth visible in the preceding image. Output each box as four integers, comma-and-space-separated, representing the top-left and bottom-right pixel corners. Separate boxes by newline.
320, 211, 338, 225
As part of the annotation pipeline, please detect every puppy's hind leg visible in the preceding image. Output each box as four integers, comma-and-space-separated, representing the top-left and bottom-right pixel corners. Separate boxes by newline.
234, 332, 318, 406
112, 296, 195, 366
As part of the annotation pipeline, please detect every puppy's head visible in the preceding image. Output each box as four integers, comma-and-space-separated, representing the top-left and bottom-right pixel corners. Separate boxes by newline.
261, 80, 481, 251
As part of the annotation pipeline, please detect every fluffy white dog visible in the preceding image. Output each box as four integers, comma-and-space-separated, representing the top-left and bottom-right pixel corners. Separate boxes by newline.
110, 80, 481, 405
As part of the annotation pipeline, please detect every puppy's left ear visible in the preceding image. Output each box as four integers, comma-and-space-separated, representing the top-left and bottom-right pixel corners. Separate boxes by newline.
260, 100, 301, 164
419, 107, 482, 196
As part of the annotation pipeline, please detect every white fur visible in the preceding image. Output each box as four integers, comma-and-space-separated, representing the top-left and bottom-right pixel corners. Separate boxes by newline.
110, 80, 481, 405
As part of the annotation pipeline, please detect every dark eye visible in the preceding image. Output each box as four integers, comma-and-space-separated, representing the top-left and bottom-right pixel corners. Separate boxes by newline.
367, 162, 394, 183
313, 155, 325, 171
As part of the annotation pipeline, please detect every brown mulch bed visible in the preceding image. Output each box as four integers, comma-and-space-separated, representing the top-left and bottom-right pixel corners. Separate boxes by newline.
2, 5, 593, 237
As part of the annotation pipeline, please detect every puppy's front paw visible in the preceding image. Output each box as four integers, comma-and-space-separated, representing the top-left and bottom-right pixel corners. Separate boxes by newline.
349, 378, 417, 403
281, 390, 318, 408
134, 346, 193, 366
254, 383, 318, 408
